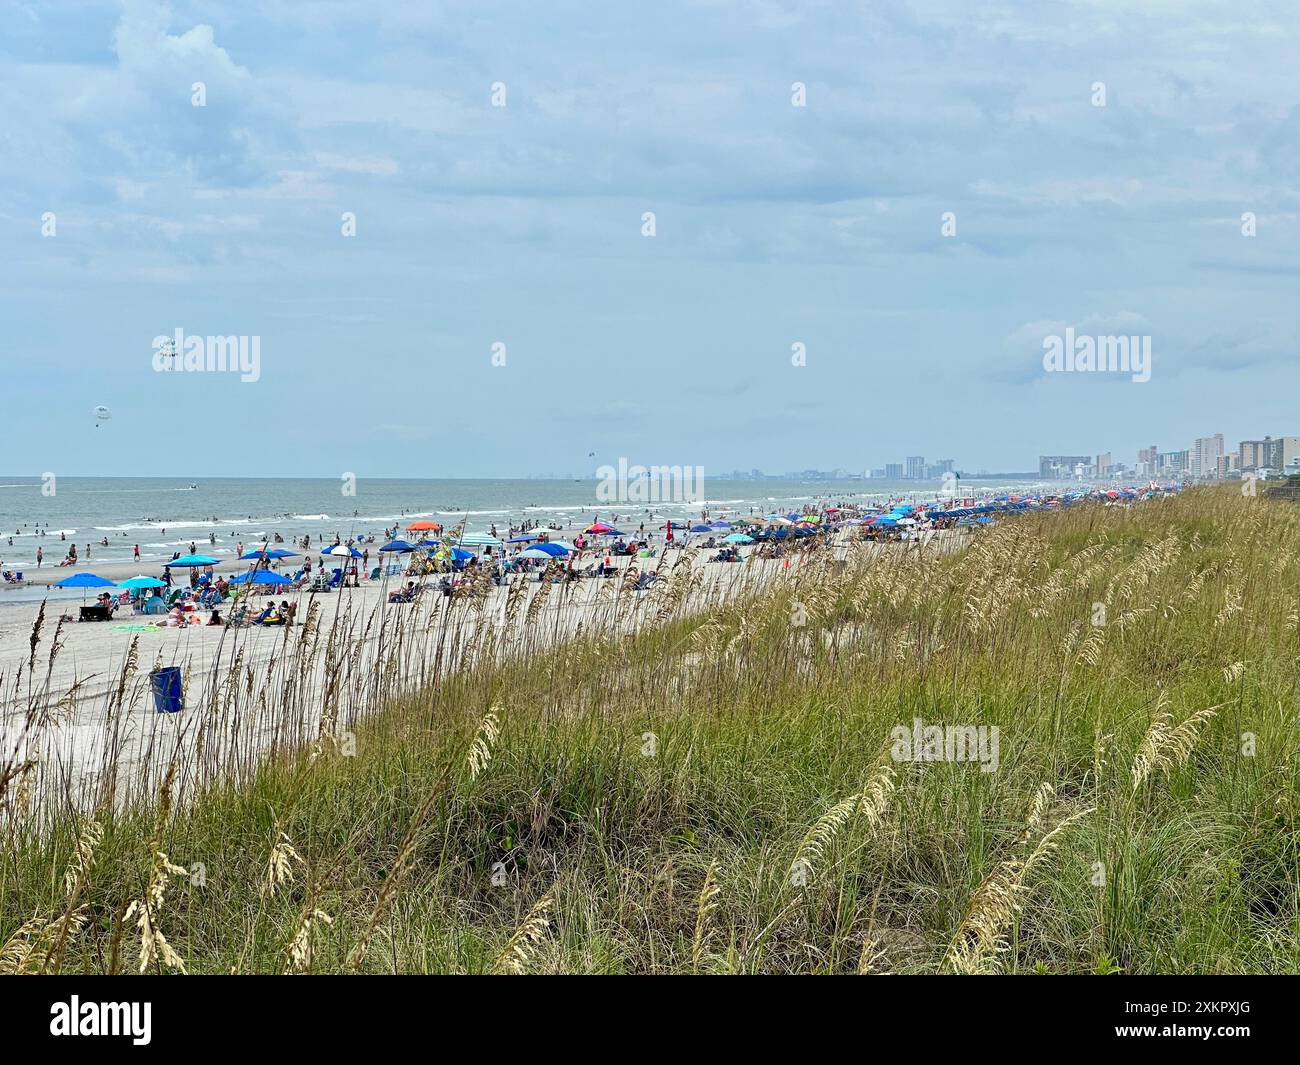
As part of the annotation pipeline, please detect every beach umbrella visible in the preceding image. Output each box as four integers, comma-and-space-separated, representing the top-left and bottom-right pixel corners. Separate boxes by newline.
117, 576, 166, 590
709, 521, 733, 529
690, 524, 712, 533
519, 548, 557, 560
229, 570, 292, 585
508, 534, 540, 543
595, 529, 626, 536
723, 533, 754, 544
584, 522, 616, 534
458, 534, 503, 547
320, 545, 363, 558
406, 520, 443, 532
530, 542, 570, 557
240, 547, 298, 560
765, 516, 794, 526
379, 540, 416, 553
54, 571, 115, 605
416, 539, 441, 549
170, 554, 220, 567
55, 572, 115, 589
449, 547, 474, 563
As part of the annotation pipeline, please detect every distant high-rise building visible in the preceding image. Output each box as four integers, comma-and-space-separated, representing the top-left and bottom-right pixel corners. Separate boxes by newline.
1192, 434, 1225, 478
905, 455, 926, 480
1137, 445, 1158, 476
1039, 455, 1090, 479
885, 463, 904, 480
1239, 436, 1283, 471
1095, 452, 1113, 477
1281, 437, 1300, 471
1158, 450, 1190, 475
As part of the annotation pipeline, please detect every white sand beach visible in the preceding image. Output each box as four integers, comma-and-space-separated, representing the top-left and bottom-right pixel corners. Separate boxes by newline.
2, 532, 893, 823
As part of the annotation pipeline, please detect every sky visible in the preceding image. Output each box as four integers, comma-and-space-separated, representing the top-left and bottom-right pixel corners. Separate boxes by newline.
1, 0, 1298, 478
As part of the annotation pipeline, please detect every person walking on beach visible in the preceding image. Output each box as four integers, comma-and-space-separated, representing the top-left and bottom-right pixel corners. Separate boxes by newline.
36, 546, 42, 568
134, 544, 140, 561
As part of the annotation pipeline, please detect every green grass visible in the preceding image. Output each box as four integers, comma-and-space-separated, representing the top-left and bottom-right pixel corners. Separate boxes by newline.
2, 486, 1298, 973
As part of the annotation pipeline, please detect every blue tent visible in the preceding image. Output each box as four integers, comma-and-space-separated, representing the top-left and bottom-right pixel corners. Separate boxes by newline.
240, 547, 299, 560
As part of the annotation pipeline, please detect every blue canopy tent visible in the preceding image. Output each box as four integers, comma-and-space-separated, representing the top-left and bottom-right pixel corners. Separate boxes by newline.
379, 539, 416, 553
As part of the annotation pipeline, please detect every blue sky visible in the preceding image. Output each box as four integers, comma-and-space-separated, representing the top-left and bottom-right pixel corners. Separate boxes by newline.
1, 0, 1298, 477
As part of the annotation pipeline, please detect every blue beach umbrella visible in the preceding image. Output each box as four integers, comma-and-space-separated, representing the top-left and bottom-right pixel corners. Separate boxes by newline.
379, 540, 416, 553
529, 542, 570, 556
230, 570, 292, 585
690, 524, 712, 533
170, 554, 220, 567
508, 534, 541, 543
320, 545, 363, 558
723, 533, 754, 544
118, 576, 167, 590
519, 548, 557, 560
55, 571, 116, 604
54, 572, 115, 589
240, 547, 299, 560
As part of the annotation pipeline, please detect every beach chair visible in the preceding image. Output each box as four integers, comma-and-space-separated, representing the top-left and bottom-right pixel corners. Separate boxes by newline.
369, 566, 380, 580
328, 569, 343, 589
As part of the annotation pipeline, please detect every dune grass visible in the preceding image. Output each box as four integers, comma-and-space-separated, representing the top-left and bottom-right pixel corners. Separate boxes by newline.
2, 486, 1297, 973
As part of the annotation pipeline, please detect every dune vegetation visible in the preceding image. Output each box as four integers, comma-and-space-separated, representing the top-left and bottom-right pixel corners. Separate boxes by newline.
2, 486, 1297, 974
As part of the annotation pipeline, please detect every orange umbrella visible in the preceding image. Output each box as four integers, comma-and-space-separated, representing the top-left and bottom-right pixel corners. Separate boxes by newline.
406, 520, 443, 532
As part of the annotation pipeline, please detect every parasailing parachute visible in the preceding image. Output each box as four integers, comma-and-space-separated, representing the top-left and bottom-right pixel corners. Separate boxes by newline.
94, 405, 111, 427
